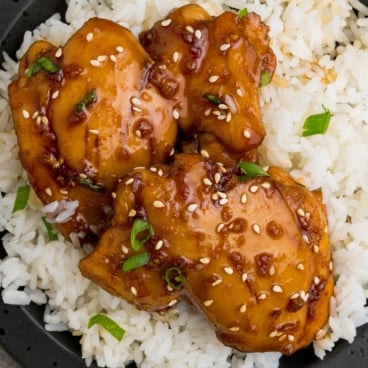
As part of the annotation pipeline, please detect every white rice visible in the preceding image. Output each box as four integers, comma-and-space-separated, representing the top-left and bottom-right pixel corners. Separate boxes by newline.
1, 0, 368, 367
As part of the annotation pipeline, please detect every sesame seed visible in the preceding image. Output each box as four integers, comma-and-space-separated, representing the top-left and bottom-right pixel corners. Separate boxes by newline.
199, 257, 210, 264
290, 292, 299, 300
252, 223, 261, 234
173, 109, 180, 120
243, 129, 251, 138
209, 75, 220, 83
296, 263, 305, 271
131, 97, 142, 106
218, 103, 228, 110
204, 299, 213, 307
32, 111, 39, 119
157, 169, 164, 177
41, 116, 49, 125
153, 200, 165, 208
60, 188, 68, 195
288, 335, 295, 342
302, 234, 310, 244
155, 240, 164, 250
229, 326, 240, 332
278, 334, 287, 342
216, 223, 225, 232
217, 115, 226, 121
128, 209, 137, 217
55, 48, 62, 58
194, 29, 202, 39
200, 149, 210, 158
88, 129, 99, 135
224, 266, 234, 275
250, 185, 259, 193
22, 109, 30, 119
130, 286, 138, 296
110, 54, 117, 63
125, 178, 134, 185
214, 173, 221, 184
185, 25, 194, 34
167, 285, 174, 292
168, 299, 178, 307
219, 43, 231, 51
239, 304, 247, 313
257, 292, 267, 301
90, 59, 100, 67
212, 110, 221, 116
272, 284, 283, 293
219, 198, 229, 206
314, 276, 321, 285
240, 193, 248, 204
169, 148, 175, 156
241, 273, 248, 282
203, 178, 212, 186
160, 18, 172, 27
135, 130, 142, 138
45, 187, 52, 196
269, 265, 276, 276
212, 278, 222, 286
261, 182, 271, 189
36, 116, 42, 125
132, 106, 142, 113
150, 167, 158, 173
111, 192, 117, 199
116, 46, 124, 53
172, 51, 180, 63
236, 88, 244, 97
226, 112, 232, 122
297, 208, 305, 217
122, 245, 129, 254
212, 193, 219, 200
86, 32, 94, 42
313, 245, 320, 253
204, 108, 212, 117
187, 203, 198, 213
329, 261, 333, 271
269, 331, 278, 338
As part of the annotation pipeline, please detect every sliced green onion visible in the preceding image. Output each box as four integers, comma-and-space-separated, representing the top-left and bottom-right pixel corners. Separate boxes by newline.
164, 266, 186, 290
12, 184, 31, 213
130, 219, 153, 251
25, 56, 60, 78
122, 252, 150, 272
260, 70, 271, 87
41, 217, 58, 241
237, 8, 248, 17
238, 162, 269, 181
78, 177, 105, 192
203, 93, 224, 106
75, 89, 97, 112
88, 314, 125, 341
302, 105, 331, 137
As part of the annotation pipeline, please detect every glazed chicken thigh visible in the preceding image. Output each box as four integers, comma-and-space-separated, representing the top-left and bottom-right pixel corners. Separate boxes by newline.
140, 4, 276, 153
80, 154, 333, 355
8, 18, 178, 240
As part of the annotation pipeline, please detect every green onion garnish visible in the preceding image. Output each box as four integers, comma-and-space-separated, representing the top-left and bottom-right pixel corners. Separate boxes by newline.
25, 56, 60, 78
130, 219, 153, 251
164, 266, 186, 290
41, 217, 58, 241
238, 162, 269, 181
122, 252, 150, 272
260, 70, 271, 87
78, 177, 105, 192
75, 89, 97, 112
12, 184, 31, 213
237, 8, 248, 17
302, 105, 331, 137
88, 314, 125, 341
203, 93, 224, 106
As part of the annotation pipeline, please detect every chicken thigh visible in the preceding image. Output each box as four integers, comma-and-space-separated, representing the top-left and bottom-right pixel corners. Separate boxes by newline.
80, 154, 333, 355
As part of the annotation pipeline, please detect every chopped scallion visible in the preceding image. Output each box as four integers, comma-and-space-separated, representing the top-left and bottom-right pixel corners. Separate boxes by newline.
203, 93, 224, 106
41, 217, 58, 241
75, 89, 97, 112
164, 266, 186, 290
237, 8, 248, 17
302, 105, 331, 137
238, 162, 269, 181
12, 184, 31, 213
78, 177, 105, 192
88, 314, 125, 341
25, 56, 60, 78
260, 70, 271, 87
122, 252, 150, 272
130, 219, 153, 251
